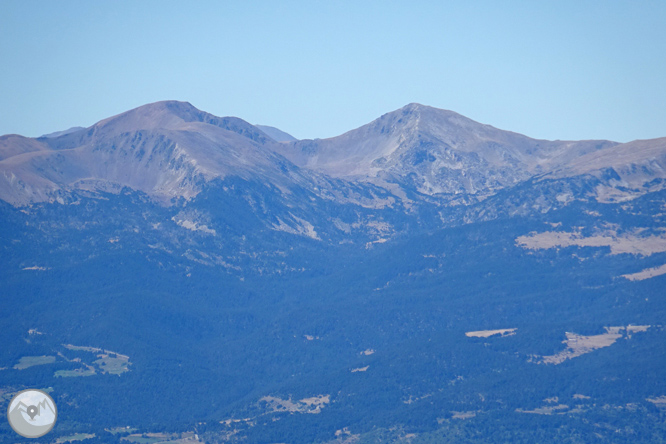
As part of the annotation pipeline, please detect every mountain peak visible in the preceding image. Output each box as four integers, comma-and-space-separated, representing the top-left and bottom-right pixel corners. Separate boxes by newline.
87, 101, 273, 145
94, 100, 204, 133
377, 103, 471, 134
132, 100, 201, 118
397, 102, 459, 117
270, 103, 622, 197
401, 102, 427, 112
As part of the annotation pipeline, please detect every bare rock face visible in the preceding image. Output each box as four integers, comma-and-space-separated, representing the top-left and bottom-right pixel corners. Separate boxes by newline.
547, 137, 666, 202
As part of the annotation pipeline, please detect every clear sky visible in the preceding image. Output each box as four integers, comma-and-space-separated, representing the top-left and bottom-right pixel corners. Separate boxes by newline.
1, 1, 664, 142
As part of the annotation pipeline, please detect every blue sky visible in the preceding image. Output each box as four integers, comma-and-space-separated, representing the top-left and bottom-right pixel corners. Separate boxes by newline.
1, 1, 664, 142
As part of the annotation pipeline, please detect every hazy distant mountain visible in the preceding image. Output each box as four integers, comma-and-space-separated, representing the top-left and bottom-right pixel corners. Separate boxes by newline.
0, 134, 51, 161
40, 126, 85, 138
255, 124, 298, 142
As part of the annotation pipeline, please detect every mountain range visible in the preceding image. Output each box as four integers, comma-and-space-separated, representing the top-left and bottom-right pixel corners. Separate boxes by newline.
2, 101, 665, 209
1, 102, 665, 444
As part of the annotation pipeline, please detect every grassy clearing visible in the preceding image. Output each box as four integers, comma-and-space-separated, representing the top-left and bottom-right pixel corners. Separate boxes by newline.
62, 344, 131, 375
105, 427, 137, 435
55, 433, 95, 443
94, 355, 130, 375
122, 433, 169, 443
55, 367, 96, 378
13, 355, 55, 369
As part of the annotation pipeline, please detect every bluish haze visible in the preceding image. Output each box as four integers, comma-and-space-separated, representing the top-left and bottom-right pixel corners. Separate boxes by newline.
1, 0, 664, 142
